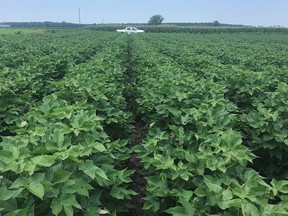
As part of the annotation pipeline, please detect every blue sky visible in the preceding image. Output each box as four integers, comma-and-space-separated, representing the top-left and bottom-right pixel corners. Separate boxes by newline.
0, 0, 287, 27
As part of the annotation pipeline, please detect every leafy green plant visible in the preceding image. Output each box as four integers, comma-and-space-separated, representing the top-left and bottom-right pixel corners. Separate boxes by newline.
1, 30, 288, 215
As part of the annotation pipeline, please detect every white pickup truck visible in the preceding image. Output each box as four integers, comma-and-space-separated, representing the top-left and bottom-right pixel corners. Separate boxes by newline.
116, 27, 144, 34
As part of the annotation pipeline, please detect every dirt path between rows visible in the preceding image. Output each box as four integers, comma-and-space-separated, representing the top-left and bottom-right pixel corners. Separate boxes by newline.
123, 35, 147, 216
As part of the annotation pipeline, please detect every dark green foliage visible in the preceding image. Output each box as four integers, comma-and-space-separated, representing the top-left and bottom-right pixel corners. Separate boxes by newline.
1, 21, 86, 28
1, 30, 288, 216
148, 15, 164, 25
0, 31, 135, 215
129, 33, 288, 215
88, 24, 288, 34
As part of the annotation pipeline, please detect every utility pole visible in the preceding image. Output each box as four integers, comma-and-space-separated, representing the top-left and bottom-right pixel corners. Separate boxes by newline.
78, 8, 81, 28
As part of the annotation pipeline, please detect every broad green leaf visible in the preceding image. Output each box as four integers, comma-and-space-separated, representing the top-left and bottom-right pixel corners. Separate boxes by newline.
53, 170, 72, 184
204, 181, 222, 193
222, 189, 233, 201
80, 160, 109, 181
219, 198, 241, 210
30, 173, 45, 183
264, 204, 288, 215
54, 130, 64, 147
73, 129, 80, 136
28, 182, 45, 199
62, 180, 78, 194
0, 187, 15, 200
23, 161, 36, 175
94, 142, 106, 152
271, 179, 288, 194
110, 186, 136, 199
5, 207, 31, 216
0, 150, 13, 164
9, 177, 29, 189
31, 155, 56, 167
242, 202, 259, 216
179, 198, 195, 216
45, 140, 58, 151
51, 198, 62, 215
218, 200, 229, 210
79, 161, 95, 179
64, 204, 74, 216
178, 189, 193, 202
143, 197, 160, 212
179, 171, 189, 181
0, 197, 18, 212
166, 206, 189, 216
73, 201, 82, 209
61, 193, 75, 206
194, 187, 206, 197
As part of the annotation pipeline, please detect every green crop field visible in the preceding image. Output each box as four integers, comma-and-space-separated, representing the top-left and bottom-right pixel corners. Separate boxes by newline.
0, 29, 288, 216
0, 28, 44, 35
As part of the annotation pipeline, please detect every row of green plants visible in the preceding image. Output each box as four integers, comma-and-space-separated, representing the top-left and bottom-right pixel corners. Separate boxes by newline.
0, 31, 109, 70
87, 24, 288, 34
1, 30, 288, 215
141, 33, 288, 72
0, 31, 117, 138
129, 34, 288, 215
0, 32, 138, 215
139, 33, 288, 179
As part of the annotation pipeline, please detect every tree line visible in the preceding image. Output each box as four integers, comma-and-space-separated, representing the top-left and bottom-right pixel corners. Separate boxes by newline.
0, 22, 86, 28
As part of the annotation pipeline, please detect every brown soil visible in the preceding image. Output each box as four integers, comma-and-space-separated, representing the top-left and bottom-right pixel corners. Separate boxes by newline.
123, 36, 147, 215
127, 123, 147, 216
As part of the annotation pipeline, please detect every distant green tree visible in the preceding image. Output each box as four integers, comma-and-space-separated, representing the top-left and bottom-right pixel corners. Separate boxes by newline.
148, 15, 164, 25
212, 20, 220, 26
